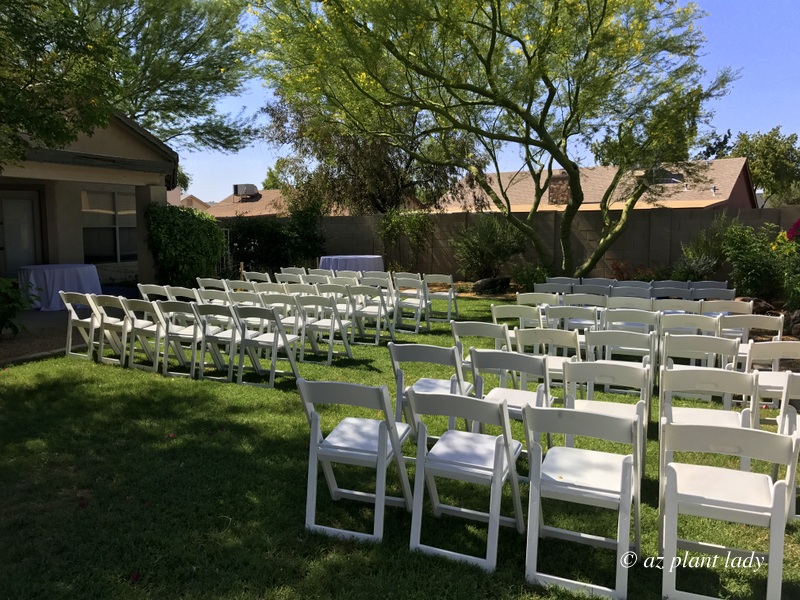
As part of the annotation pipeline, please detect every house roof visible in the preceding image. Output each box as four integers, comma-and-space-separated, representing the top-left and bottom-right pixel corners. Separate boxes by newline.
441, 157, 756, 213
206, 189, 289, 218
179, 194, 210, 209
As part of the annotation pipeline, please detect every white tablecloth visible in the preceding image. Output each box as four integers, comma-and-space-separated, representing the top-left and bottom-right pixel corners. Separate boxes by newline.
319, 255, 385, 272
18, 264, 103, 311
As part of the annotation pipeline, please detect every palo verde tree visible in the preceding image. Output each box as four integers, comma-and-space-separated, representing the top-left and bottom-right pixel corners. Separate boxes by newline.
253, 0, 733, 275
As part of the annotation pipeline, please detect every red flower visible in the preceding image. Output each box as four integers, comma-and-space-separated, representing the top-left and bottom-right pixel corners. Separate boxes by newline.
787, 218, 800, 241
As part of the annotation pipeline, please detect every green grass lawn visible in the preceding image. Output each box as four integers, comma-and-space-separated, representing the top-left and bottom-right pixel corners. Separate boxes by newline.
1, 296, 799, 599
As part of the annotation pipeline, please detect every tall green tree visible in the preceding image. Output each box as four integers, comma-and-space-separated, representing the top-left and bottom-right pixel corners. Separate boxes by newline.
254, 0, 733, 274
729, 127, 800, 205
0, 0, 118, 168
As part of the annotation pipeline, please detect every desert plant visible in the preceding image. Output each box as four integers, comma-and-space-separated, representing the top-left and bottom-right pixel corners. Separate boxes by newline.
450, 215, 527, 279
720, 221, 787, 300
145, 204, 224, 287
511, 263, 549, 292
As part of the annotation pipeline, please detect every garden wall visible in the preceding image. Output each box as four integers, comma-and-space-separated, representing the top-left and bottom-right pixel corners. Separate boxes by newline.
317, 205, 800, 279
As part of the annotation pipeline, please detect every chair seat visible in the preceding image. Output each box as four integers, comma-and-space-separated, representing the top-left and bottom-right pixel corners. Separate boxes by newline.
541, 446, 627, 498
309, 318, 351, 330
248, 331, 300, 347
321, 417, 411, 459
669, 406, 742, 427
410, 378, 472, 395
485, 387, 539, 417
427, 429, 522, 481
671, 463, 774, 512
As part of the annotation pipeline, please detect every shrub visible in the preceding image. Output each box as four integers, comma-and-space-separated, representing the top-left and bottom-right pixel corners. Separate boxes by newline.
450, 215, 527, 279
378, 209, 434, 269
610, 260, 672, 282
670, 254, 718, 282
511, 262, 549, 292
0, 278, 32, 336
720, 221, 787, 300
145, 204, 224, 287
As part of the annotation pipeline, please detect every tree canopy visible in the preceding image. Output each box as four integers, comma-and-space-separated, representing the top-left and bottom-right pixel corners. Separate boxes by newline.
729, 127, 800, 205
254, 0, 733, 275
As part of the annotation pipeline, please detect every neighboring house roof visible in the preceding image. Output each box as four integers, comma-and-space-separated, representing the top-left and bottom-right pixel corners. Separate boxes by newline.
206, 189, 289, 218
178, 194, 210, 210
441, 157, 757, 213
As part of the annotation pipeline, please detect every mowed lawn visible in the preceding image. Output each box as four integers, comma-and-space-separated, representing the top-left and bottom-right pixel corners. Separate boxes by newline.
1, 296, 799, 599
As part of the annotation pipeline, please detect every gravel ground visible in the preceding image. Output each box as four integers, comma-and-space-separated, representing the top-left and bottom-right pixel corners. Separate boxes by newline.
0, 311, 73, 365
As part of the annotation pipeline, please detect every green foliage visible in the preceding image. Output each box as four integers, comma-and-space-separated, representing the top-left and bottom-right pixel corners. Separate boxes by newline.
511, 263, 549, 292
379, 209, 433, 248
609, 260, 672, 282
0, 0, 117, 168
0, 278, 31, 336
719, 221, 788, 301
670, 254, 718, 282
672, 213, 736, 280
450, 216, 527, 280
730, 127, 800, 202
145, 203, 224, 286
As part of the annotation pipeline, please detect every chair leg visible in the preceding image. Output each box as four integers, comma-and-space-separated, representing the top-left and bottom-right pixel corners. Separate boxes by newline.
306, 438, 319, 531
409, 436, 427, 552
662, 471, 679, 598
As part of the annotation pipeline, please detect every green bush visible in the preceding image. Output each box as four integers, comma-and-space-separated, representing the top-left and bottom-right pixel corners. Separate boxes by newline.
450, 215, 527, 279
378, 209, 434, 269
145, 204, 224, 287
511, 262, 549, 292
0, 278, 32, 335
720, 221, 787, 300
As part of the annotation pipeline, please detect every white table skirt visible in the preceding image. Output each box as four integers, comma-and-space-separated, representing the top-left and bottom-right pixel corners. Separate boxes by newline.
319, 255, 385, 273
18, 264, 103, 311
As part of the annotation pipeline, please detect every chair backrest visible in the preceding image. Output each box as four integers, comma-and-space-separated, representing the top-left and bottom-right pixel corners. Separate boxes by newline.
610, 286, 651, 299
192, 302, 235, 330
122, 297, 160, 323
604, 308, 660, 333
408, 389, 511, 432
317, 283, 350, 299
614, 280, 652, 289
546, 276, 580, 285
387, 343, 469, 405
582, 277, 617, 287
165, 286, 198, 303
335, 269, 362, 279
652, 280, 690, 289
329, 276, 359, 287
564, 360, 649, 402
295, 294, 343, 321
517, 292, 559, 307
544, 305, 601, 331
652, 298, 702, 314
491, 303, 543, 329
534, 282, 572, 294
702, 299, 753, 316
659, 365, 757, 418
281, 266, 307, 276
308, 268, 334, 277
689, 280, 728, 289
659, 313, 719, 337
661, 332, 739, 368
451, 320, 512, 358
253, 282, 286, 294
718, 313, 783, 342
515, 327, 580, 357
284, 282, 318, 296
571, 284, 611, 297
584, 329, 656, 363
651, 286, 692, 300
361, 275, 394, 292
394, 277, 427, 297
470, 347, 549, 396
606, 296, 653, 311
692, 287, 736, 301
60, 291, 91, 316
223, 279, 256, 293
363, 270, 390, 278
301, 274, 330, 285
90, 294, 127, 319
137, 283, 169, 301
260, 293, 298, 319
523, 405, 638, 449
227, 291, 264, 307
196, 277, 226, 290
195, 288, 230, 305
297, 377, 395, 428
275, 272, 302, 284
423, 273, 454, 286
233, 304, 283, 334
563, 292, 607, 307
242, 271, 271, 283
155, 300, 197, 329
393, 271, 421, 281
745, 340, 800, 372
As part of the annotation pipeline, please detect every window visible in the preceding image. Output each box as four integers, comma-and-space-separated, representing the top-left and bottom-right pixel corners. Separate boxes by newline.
82, 191, 137, 263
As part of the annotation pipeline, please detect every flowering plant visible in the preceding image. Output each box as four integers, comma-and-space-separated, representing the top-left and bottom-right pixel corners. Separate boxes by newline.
787, 218, 800, 242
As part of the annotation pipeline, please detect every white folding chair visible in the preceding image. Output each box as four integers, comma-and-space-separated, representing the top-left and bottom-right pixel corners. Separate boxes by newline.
348, 284, 395, 345
281, 266, 306, 276
546, 276, 580, 285
284, 282, 318, 296
720, 313, 783, 370
195, 288, 230, 307
659, 421, 799, 600
692, 287, 736, 300
652, 298, 702, 314
196, 277, 226, 291
59, 291, 97, 361
609, 286, 651, 299
253, 282, 286, 294
408, 390, 524, 571
491, 303, 544, 347
317, 283, 352, 320
423, 273, 459, 321
301, 273, 330, 286
223, 280, 256, 293
523, 405, 638, 599
451, 320, 512, 374
137, 283, 169, 301
517, 291, 560, 307
563, 292, 607, 307
661, 332, 739, 371
307, 268, 334, 278
585, 329, 657, 395
88, 294, 130, 367
275, 272, 302, 284
613, 280, 652, 289
297, 378, 413, 542
582, 277, 617, 287
334, 269, 362, 280
242, 270, 271, 283
606, 296, 653, 311
658, 312, 719, 339
703, 299, 753, 317
165, 285, 199, 303
260, 293, 303, 337
388, 342, 472, 432
653, 279, 690, 289
604, 307, 660, 334
570, 285, 611, 298
651, 287, 693, 300
745, 340, 800, 415
233, 305, 300, 388
122, 298, 162, 372
156, 300, 199, 378
192, 303, 238, 382
534, 282, 572, 294
294, 295, 353, 365
394, 277, 431, 333
515, 327, 581, 386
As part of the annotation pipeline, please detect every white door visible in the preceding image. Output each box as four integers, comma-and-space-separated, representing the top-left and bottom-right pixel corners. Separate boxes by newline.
1, 191, 38, 277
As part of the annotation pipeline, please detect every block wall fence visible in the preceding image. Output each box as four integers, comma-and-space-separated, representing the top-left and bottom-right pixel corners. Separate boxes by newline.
309, 205, 800, 279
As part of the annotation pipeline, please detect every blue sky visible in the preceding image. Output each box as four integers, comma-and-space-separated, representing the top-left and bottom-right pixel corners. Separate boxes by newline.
181, 0, 800, 204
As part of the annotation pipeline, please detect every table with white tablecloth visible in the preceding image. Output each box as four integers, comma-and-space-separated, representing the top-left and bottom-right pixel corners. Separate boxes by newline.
18, 264, 103, 311
318, 255, 385, 273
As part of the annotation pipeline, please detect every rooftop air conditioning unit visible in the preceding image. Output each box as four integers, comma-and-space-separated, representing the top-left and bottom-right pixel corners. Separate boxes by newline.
233, 183, 259, 197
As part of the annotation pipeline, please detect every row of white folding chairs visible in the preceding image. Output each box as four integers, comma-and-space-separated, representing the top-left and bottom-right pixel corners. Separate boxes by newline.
518, 291, 750, 313
535, 282, 737, 300
60, 291, 307, 386
301, 351, 798, 598
547, 276, 729, 289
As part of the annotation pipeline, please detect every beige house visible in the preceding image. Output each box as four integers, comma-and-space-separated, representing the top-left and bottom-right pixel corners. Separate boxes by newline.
0, 113, 178, 282
167, 191, 210, 211
443, 157, 758, 213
